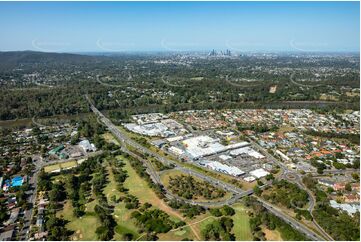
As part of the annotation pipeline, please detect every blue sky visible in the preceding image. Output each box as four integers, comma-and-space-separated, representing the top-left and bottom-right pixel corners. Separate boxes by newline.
0, 1, 359, 52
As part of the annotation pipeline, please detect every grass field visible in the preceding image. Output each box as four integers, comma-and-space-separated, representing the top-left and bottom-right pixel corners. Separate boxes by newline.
119, 155, 184, 220
160, 169, 233, 202
53, 153, 196, 240
197, 215, 217, 240
191, 203, 252, 241
57, 200, 101, 241
157, 226, 194, 241
232, 203, 253, 241
55, 161, 137, 241
103, 156, 198, 240
102, 132, 120, 145
171, 212, 215, 241
44, 160, 77, 173
160, 169, 193, 187
102, 163, 140, 240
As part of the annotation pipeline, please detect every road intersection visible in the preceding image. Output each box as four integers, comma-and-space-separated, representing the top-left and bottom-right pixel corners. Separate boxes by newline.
85, 94, 331, 241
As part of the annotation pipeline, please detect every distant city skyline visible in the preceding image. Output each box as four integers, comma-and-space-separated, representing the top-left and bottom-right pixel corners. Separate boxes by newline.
0, 1, 359, 52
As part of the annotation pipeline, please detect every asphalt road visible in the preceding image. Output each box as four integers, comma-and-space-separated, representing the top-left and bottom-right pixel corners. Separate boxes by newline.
20, 151, 103, 240
86, 95, 332, 241
257, 197, 325, 241
249, 138, 334, 241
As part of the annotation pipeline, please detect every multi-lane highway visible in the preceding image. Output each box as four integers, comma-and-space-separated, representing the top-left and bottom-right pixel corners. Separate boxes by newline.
86, 95, 247, 197
257, 198, 325, 241
86, 94, 330, 241
127, 147, 248, 207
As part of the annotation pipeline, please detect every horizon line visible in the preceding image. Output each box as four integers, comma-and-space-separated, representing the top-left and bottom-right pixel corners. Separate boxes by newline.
1, 49, 360, 54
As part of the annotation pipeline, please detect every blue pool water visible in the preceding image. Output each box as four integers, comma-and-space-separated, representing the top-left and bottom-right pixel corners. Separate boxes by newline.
11, 176, 23, 187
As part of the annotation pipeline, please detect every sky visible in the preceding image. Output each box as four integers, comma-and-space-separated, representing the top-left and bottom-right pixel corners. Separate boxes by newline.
0, 1, 359, 52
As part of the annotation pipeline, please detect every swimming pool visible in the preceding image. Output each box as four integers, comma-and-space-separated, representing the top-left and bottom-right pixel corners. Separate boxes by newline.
11, 176, 23, 187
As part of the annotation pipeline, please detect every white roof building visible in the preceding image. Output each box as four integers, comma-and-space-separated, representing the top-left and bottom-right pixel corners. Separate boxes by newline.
219, 155, 232, 161
70, 131, 78, 137
230, 147, 264, 159
275, 150, 291, 161
79, 140, 96, 152
124, 122, 174, 137
182, 135, 249, 159
250, 168, 269, 179
205, 161, 245, 177
169, 146, 185, 156
216, 130, 234, 136
330, 200, 360, 216
167, 136, 184, 142
243, 176, 256, 182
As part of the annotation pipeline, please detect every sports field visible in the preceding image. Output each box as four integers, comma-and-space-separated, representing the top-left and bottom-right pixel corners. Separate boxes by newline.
44, 160, 78, 173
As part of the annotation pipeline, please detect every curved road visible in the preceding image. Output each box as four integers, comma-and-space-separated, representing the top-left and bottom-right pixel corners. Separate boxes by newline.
249, 138, 334, 241
289, 72, 323, 88
86, 94, 329, 241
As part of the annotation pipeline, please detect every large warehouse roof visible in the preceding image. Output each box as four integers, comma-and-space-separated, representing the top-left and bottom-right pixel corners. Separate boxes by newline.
205, 161, 245, 176
182, 135, 249, 159
250, 168, 269, 178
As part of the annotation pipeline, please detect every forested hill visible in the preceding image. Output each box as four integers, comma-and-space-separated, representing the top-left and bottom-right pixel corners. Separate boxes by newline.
0, 51, 105, 70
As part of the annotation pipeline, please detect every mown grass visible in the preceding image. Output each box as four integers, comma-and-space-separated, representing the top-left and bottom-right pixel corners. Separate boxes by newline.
102, 156, 195, 240
157, 226, 194, 241
119, 155, 184, 221
232, 203, 253, 241
57, 200, 100, 241
103, 163, 139, 239
44, 160, 77, 173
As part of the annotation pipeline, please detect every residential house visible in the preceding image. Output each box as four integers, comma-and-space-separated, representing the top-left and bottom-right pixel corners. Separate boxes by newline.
344, 194, 360, 203
333, 183, 346, 191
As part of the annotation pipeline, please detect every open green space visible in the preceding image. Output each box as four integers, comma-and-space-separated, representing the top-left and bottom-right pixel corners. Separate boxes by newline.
160, 169, 232, 202
103, 163, 140, 240
118, 155, 185, 220
231, 203, 253, 241
160, 169, 197, 187
103, 156, 197, 240
157, 226, 195, 241
57, 200, 101, 241
102, 132, 120, 145
44, 160, 78, 173
198, 216, 217, 232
